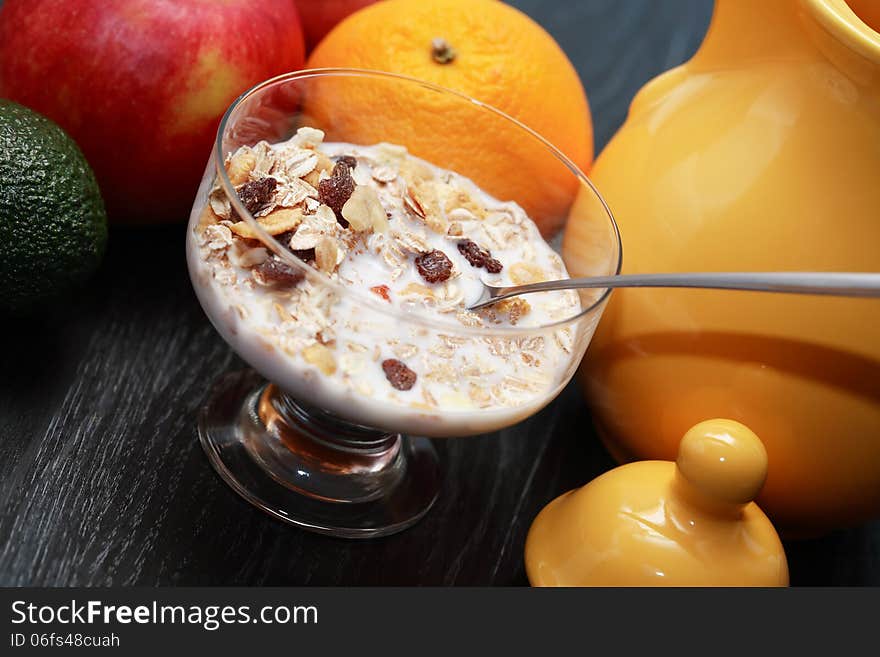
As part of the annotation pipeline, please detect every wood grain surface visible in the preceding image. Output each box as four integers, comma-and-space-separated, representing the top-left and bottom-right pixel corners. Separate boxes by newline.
1, 0, 877, 586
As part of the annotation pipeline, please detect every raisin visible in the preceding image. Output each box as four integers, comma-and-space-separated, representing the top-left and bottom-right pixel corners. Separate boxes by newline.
415, 249, 453, 283
254, 257, 304, 286
457, 239, 490, 268
456, 238, 503, 273
484, 257, 503, 274
336, 155, 357, 169
370, 284, 391, 302
318, 161, 355, 225
237, 177, 276, 214
382, 359, 417, 391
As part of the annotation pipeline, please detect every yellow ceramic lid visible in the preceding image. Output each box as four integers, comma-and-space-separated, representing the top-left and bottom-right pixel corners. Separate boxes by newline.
525, 419, 789, 586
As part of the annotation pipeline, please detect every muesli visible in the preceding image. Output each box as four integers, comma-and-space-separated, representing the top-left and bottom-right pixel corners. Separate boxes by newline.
190, 127, 581, 429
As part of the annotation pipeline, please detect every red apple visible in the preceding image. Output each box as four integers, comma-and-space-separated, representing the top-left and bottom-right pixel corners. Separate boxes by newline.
296, 0, 378, 51
0, 0, 305, 224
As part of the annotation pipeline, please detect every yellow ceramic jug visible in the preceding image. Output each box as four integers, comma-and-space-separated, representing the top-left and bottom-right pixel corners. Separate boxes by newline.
525, 419, 788, 587
564, 0, 880, 535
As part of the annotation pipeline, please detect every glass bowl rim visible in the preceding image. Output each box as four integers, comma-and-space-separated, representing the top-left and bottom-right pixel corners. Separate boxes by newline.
213, 66, 623, 336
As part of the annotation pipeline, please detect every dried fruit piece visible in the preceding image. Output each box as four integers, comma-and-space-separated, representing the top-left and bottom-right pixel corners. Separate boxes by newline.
456, 238, 503, 273
457, 239, 489, 267
341, 184, 388, 232
336, 155, 357, 169
315, 236, 339, 273
318, 161, 355, 224
382, 359, 417, 391
237, 177, 277, 214
415, 249, 453, 283
304, 343, 337, 375
484, 257, 503, 274
370, 285, 391, 302
253, 257, 305, 286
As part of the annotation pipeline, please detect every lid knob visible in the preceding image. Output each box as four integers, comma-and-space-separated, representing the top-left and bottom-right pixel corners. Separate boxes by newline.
675, 418, 768, 505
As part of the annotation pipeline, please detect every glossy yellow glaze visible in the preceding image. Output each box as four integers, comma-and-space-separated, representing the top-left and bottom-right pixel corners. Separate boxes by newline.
677, 419, 769, 505
525, 420, 788, 587
564, 0, 880, 535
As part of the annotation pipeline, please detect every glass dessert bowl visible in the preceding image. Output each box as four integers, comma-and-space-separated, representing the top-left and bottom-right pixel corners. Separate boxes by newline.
187, 69, 621, 538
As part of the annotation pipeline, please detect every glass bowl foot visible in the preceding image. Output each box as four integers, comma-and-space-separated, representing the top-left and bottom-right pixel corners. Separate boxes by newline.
198, 370, 441, 538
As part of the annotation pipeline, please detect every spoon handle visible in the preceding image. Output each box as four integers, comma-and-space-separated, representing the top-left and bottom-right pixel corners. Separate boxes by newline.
488, 272, 880, 305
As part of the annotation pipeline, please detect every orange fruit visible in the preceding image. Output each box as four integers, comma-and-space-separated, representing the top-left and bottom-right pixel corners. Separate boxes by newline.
304, 0, 592, 236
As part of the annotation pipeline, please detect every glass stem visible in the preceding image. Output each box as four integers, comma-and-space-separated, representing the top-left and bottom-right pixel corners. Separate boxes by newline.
244, 383, 405, 503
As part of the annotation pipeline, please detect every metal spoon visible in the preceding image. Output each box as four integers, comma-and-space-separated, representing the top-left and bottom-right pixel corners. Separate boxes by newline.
467, 272, 880, 310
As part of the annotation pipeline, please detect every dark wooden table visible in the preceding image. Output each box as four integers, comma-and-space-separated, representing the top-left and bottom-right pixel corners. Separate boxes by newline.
2, 0, 878, 586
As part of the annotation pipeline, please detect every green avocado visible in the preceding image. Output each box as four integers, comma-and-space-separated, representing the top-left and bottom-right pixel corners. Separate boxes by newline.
0, 99, 107, 315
